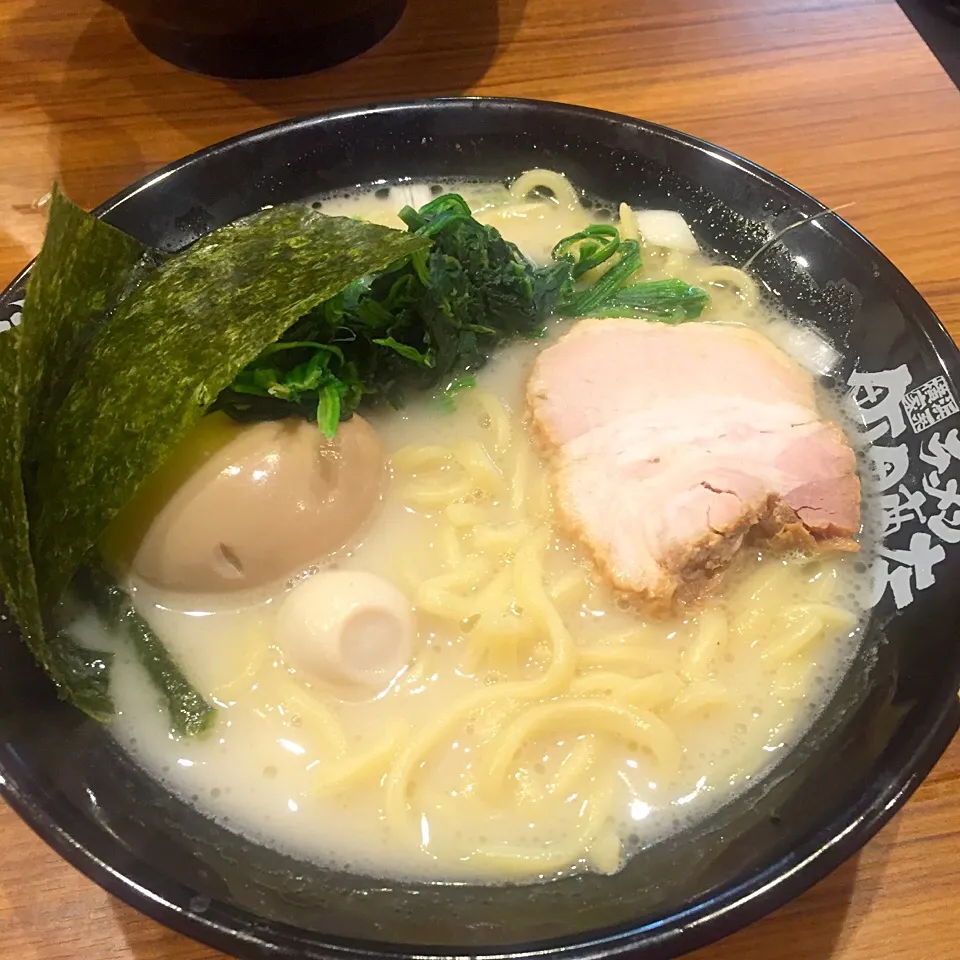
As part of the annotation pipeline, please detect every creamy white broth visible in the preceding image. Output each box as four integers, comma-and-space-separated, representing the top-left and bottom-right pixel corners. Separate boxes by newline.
74, 176, 869, 883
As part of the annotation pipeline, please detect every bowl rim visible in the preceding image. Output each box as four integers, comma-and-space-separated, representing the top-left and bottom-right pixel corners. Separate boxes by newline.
2, 95, 959, 960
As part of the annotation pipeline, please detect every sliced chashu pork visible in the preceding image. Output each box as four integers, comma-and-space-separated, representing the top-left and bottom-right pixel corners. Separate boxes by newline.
527, 319, 861, 611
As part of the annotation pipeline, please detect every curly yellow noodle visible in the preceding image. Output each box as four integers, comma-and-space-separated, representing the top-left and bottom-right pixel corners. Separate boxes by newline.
569, 672, 684, 711
450, 440, 504, 496
277, 685, 349, 757
681, 608, 728, 681
396, 439, 503, 507
446, 503, 488, 527
662, 248, 692, 276
420, 554, 493, 593
416, 554, 516, 629
772, 659, 815, 699
699, 264, 760, 309
391, 445, 451, 472
314, 727, 406, 796
510, 442, 529, 511
472, 697, 523, 743
511, 531, 578, 688
211, 632, 271, 702
577, 644, 677, 676
669, 680, 734, 718
414, 586, 477, 622
588, 828, 625, 875
729, 561, 796, 646
618, 202, 638, 242
549, 568, 592, 607
551, 736, 598, 797
526, 470, 553, 521
463, 597, 524, 652
466, 389, 512, 454
478, 200, 549, 224
803, 562, 839, 601
403, 476, 475, 508
477, 564, 516, 609
761, 616, 825, 664
785, 602, 856, 630
464, 568, 533, 673
465, 782, 616, 876
512, 764, 545, 807
424, 587, 502, 626
465, 612, 538, 676
482, 638, 523, 676
756, 600, 853, 664
471, 521, 533, 553
384, 530, 576, 834
483, 699, 682, 793
509, 169, 580, 208
438, 523, 462, 569
401, 644, 449, 689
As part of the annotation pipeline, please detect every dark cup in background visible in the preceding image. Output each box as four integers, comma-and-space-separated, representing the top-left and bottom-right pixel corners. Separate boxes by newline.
104, 0, 407, 78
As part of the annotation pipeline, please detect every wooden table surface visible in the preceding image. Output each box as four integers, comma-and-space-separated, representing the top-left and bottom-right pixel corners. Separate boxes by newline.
2, 0, 960, 957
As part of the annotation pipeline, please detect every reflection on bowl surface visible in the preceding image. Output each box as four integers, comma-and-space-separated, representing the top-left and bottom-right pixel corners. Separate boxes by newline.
1, 98, 959, 960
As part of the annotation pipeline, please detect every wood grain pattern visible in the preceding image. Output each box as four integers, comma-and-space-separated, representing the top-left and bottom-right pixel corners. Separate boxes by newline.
1, 0, 959, 957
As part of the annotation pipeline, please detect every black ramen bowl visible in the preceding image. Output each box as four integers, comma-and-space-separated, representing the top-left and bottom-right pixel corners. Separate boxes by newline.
2, 98, 959, 960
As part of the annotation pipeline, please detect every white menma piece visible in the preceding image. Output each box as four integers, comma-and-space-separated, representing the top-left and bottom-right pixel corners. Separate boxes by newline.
632, 209, 700, 254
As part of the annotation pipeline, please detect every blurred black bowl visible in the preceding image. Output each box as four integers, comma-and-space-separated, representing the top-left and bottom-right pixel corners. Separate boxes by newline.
2, 98, 959, 960
103, 0, 406, 78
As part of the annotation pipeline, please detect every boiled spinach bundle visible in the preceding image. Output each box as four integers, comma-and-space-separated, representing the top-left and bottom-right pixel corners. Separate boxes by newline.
215, 195, 710, 436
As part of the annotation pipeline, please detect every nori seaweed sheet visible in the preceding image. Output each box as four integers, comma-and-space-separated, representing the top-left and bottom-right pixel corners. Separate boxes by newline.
0, 326, 42, 644
19, 186, 150, 466
29, 205, 429, 611
0, 325, 114, 719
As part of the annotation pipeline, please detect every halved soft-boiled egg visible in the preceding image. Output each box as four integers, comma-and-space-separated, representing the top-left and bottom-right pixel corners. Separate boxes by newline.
101, 412, 384, 594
